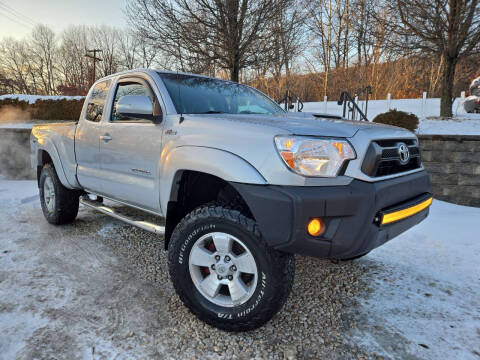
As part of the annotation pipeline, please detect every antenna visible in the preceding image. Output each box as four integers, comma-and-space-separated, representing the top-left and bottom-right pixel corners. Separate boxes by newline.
177, 71, 185, 123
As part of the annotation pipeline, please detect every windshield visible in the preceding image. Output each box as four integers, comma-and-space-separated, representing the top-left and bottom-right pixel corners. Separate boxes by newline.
159, 73, 284, 115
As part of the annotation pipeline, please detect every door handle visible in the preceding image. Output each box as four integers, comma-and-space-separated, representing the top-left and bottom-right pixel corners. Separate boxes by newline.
100, 134, 112, 142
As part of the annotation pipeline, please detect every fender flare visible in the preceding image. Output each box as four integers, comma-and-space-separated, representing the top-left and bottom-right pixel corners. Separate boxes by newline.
36, 143, 72, 189
159, 146, 267, 213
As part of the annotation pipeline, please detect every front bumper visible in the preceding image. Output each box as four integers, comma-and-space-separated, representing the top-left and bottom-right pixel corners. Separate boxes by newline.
232, 170, 431, 259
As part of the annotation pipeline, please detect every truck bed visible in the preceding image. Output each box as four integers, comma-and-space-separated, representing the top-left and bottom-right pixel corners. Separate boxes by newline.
31, 122, 78, 188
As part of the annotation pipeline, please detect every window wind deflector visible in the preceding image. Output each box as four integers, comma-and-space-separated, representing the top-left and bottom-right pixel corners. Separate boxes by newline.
191, 110, 227, 114
238, 110, 261, 114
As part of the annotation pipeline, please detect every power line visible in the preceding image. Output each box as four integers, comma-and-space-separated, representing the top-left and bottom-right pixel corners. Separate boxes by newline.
0, 1, 36, 26
0, 10, 32, 30
0, 5, 35, 28
0, 6, 34, 29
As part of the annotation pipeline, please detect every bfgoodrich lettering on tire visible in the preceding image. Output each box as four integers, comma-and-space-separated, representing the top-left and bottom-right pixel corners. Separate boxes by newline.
168, 204, 295, 332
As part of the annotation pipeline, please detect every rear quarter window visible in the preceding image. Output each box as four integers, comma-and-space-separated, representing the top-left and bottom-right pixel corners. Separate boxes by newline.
85, 80, 111, 122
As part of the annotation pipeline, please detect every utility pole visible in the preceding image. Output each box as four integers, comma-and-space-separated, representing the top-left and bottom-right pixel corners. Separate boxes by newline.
85, 49, 103, 86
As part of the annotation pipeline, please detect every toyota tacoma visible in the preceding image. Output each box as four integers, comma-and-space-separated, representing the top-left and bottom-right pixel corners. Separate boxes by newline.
30, 69, 432, 331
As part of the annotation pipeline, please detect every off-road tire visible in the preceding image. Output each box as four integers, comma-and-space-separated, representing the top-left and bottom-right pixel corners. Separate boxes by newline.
168, 204, 295, 332
39, 164, 80, 225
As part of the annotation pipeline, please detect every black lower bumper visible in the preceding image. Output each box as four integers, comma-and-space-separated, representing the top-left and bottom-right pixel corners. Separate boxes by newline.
231, 171, 431, 259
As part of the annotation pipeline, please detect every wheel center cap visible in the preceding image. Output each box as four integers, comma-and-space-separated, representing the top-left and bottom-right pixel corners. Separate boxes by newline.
217, 265, 227, 275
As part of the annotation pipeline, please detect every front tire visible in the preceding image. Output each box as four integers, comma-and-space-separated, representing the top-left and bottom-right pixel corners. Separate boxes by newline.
39, 164, 80, 225
168, 204, 295, 332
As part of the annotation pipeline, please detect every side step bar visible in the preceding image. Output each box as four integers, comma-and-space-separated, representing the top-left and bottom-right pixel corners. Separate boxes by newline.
80, 197, 165, 235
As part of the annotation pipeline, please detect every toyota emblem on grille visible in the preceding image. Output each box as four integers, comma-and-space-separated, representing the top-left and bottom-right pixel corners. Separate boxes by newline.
397, 143, 410, 165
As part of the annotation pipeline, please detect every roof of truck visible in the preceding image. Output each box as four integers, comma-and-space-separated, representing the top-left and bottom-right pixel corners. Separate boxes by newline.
95, 68, 221, 83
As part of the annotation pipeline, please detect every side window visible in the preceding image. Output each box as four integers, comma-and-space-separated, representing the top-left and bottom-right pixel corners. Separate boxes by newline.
111, 82, 153, 122
85, 80, 111, 122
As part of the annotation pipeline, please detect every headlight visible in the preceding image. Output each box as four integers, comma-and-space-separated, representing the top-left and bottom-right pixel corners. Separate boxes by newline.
274, 136, 356, 177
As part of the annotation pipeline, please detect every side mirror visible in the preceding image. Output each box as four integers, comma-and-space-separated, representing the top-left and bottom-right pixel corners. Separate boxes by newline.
116, 95, 156, 121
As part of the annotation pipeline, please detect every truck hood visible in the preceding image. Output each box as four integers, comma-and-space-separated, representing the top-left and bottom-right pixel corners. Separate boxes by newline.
188, 113, 404, 138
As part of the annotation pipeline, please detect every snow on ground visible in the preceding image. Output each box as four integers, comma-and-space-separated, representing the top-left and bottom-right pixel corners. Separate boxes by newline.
0, 122, 35, 129
0, 179, 38, 204
303, 97, 467, 119
0, 94, 85, 104
416, 116, 480, 135
304, 98, 480, 135
0, 180, 170, 359
353, 200, 480, 359
0, 180, 479, 359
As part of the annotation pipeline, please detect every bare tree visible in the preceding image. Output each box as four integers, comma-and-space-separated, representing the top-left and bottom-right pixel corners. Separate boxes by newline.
308, 0, 359, 96
0, 38, 36, 93
1, 1, 479, 106
126, 0, 283, 82
308, 0, 332, 96
31, 25, 58, 95
260, 0, 306, 96
0, 24, 166, 95
118, 30, 138, 69
136, 36, 163, 68
57, 26, 91, 94
386, 0, 480, 116
270, 1, 306, 78
90, 26, 122, 77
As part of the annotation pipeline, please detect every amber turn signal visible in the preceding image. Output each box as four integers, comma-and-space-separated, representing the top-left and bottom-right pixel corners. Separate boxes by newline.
307, 218, 325, 237
280, 151, 295, 169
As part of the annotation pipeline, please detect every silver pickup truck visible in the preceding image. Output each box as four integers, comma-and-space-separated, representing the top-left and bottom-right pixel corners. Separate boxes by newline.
31, 69, 432, 331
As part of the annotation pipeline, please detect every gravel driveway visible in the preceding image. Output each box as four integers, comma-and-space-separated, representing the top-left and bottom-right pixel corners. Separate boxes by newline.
1, 180, 479, 359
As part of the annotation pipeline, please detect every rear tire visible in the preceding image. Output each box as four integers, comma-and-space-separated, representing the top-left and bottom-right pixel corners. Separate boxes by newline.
168, 204, 295, 332
39, 164, 80, 225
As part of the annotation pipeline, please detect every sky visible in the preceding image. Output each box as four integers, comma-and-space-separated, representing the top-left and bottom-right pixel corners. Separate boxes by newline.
0, 0, 128, 40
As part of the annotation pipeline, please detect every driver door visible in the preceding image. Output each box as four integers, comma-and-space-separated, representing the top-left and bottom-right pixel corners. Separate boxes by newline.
98, 77, 164, 212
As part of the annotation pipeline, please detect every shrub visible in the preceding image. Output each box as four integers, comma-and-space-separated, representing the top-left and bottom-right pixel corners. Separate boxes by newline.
373, 109, 419, 132
0, 98, 84, 121
31, 99, 84, 120
0, 98, 30, 112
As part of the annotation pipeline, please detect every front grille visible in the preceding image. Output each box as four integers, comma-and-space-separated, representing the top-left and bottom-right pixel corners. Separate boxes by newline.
361, 139, 422, 177
375, 139, 416, 147
375, 157, 421, 177
381, 146, 419, 159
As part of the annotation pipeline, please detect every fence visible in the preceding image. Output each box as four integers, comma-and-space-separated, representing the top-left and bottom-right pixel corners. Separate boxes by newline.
303, 94, 468, 120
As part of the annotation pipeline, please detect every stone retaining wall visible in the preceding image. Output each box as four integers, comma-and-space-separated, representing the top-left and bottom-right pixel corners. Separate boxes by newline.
418, 135, 480, 207
1, 128, 479, 207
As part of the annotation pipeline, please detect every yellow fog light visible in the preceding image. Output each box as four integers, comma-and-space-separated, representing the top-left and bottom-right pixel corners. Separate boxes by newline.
307, 218, 325, 237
